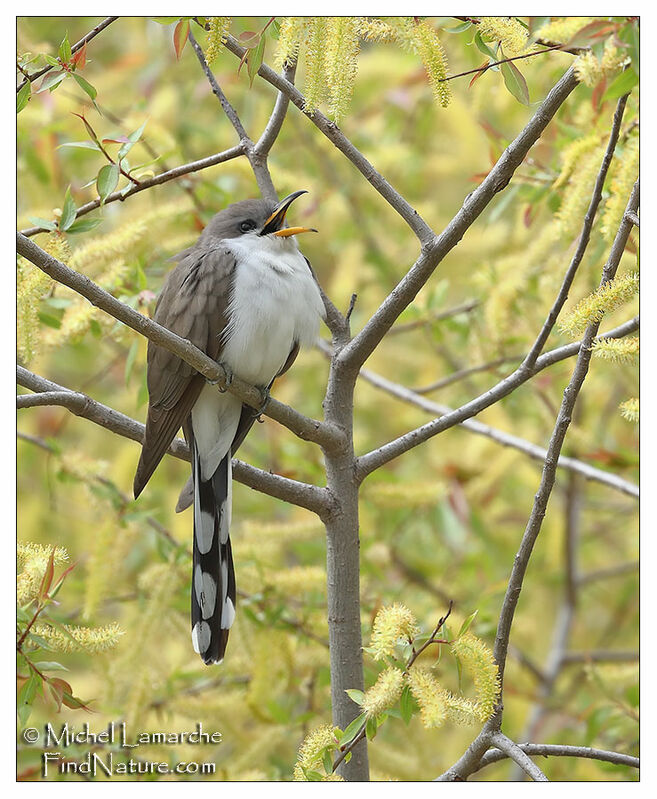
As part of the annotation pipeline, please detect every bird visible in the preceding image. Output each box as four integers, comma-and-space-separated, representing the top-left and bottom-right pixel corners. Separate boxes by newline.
133, 190, 326, 665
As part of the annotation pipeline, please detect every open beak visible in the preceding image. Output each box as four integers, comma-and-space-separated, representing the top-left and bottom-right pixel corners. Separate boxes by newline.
260, 190, 318, 237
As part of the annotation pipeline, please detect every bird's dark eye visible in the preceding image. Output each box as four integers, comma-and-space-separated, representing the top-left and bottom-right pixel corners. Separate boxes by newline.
239, 219, 257, 233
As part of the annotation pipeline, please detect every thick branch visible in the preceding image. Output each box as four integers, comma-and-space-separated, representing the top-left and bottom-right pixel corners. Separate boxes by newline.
338, 67, 580, 373
16, 233, 345, 455
20, 144, 246, 237
17, 366, 332, 517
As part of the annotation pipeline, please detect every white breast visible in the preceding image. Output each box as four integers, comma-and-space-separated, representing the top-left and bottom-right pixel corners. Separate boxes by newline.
220, 235, 325, 386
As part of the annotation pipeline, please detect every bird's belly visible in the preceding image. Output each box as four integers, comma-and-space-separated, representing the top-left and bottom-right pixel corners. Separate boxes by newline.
220, 243, 324, 386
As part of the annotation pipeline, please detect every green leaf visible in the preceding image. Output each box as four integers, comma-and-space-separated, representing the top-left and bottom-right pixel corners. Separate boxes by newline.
43, 54, 61, 67
445, 21, 471, 34
458, 609, 479, 638
17, 80, 31, 113
57, 140, 101, 151
32, 660, 69, 672
118, 120, 148, 159
59, 186, 77, 231
247, 34, 266, 87
72, 72, 97, 100
152, 17, 181, 24
58, 32, 71, 64
365, 715, 378, 740
322, 749, 333, 774
239, 30, 261, 48
36, 70, 66, 93
96, 163, 120, 204
28, 216, 57, 231
66, 217, 102, 234
500, 59, 529, 105
345, 689, 365, 706
337, 712, 366, 747
602, 68, 638, 102
400, 685, 414, 724
474, 30, 498, 60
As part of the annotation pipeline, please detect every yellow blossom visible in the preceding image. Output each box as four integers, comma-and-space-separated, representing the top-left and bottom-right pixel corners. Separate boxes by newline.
292, 724, 338, 780
620, 398, 638, 422
478, 16, 528, 57
361, 667, 405, 718
560, 273, 639, 337
33, 622, 125, 653
450, 633, 500, 720
413, 21, 451, 108
406, 667, 447, 728
205, 17, 231, 63
591, 336, 639, 363
370, 603, 419, 660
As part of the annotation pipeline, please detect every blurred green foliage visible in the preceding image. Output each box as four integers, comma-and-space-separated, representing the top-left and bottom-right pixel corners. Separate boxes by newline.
17, 17, 638, 781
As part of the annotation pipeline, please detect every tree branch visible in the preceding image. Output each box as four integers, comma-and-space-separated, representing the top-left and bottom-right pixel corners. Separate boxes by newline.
475, 743, 639, 773
16, 233, 345, 455
20, 144, 246, 237
337, 67, 580, 373
17, 366, 332, 518
489, 732, 549, 781
354, 317, 639, 494
255, 61, 297, 158
520, 92, 629, 370
188, 29, 277, 204
17, 16, 119, 93
222, 35, 436, 245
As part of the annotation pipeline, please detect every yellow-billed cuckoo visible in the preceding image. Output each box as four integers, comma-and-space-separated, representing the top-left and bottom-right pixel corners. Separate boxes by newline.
133, 191, 325, 664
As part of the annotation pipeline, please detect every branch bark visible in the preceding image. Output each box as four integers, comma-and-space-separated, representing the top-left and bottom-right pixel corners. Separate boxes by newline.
17, 366, 332, 518
475, 743, 639, 774
16, 233, 345, 455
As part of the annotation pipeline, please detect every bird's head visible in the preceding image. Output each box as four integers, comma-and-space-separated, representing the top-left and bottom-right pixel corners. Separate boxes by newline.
202, 191, 317, 243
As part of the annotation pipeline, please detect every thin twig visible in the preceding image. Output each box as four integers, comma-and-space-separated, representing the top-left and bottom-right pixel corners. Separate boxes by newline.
489, 732, 549, 781
475, 742, 639, 774
20, 144, 246, 237
17, 16, 119, 92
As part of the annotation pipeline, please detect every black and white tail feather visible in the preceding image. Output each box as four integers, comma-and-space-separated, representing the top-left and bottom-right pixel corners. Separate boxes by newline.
190, 439, 236, 664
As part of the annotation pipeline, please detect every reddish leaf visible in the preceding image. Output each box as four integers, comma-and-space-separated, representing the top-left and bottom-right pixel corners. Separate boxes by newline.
238, 30, 261, 48
38, 550, 56, 599
469, 60, 490, 88
523, 205, 534, 228
565, 20, 618, 49
72, 112, 101, 146
592, 77, 607, 111
71, 42, 87, 69
62, 691, 93, 712
173, 19, 190, 60
101, 136, 130, 144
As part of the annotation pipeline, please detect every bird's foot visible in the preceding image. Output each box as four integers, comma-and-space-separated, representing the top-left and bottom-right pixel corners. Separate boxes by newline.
209, 363, 233, 393
255, 386, 271, 422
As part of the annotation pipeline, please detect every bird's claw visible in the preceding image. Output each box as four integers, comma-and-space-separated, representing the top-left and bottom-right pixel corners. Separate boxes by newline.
209, 363, 233, 393
255, 386, 271, 422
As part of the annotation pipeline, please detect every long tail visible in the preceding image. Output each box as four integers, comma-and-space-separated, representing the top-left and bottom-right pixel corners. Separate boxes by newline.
190, 441, 236, 665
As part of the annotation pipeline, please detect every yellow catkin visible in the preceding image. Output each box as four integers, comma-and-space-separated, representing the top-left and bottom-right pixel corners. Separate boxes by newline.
325, 17, 361, 122
412, 21, 451, 108
450, 633, 500, 721
275, 17, 305, 69
591, 336, 639, 363
360, 17, 398, 43
601, 146, 639, 243
33, 622, 125, 653
17, 544, 69, 605
406, 667, 447, 728
362, 667, 405, 717
293, 724, 338, 780
301, 17, 329, 114
17, 258, 53, 364
560, 272, 639, 337
574, 51, 603, 87
535, 17, 594, 45
553, 134, 603, 189
370, 604, 419, 660
619, 397, 638, 422
205, 17, 231, 63
478, 16, 528, 57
